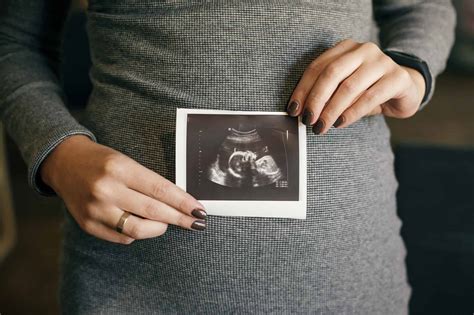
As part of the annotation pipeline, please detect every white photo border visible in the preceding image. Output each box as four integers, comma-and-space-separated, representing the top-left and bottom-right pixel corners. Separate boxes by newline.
176, 108, 307, 219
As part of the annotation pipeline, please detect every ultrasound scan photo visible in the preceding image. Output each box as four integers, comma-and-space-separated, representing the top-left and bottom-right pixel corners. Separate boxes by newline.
185, 114, 300, 201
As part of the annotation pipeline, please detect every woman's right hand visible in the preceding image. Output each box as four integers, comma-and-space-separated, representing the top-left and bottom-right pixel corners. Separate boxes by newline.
39, 135, 207, 245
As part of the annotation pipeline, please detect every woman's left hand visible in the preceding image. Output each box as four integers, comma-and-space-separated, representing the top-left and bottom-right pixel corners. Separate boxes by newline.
286, 39, 426, 134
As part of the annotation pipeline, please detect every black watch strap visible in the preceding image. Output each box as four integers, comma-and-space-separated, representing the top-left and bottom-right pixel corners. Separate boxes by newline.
383, 49, 432, 105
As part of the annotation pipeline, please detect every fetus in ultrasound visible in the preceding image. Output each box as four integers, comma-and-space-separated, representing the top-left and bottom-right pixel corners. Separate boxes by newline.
207, 127, 283, 188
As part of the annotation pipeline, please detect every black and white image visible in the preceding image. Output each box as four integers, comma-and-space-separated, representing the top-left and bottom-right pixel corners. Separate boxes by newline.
176, 109, 307, 219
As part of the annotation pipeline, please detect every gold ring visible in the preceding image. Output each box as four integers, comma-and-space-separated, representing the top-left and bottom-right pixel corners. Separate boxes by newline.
116, 211, 131, 234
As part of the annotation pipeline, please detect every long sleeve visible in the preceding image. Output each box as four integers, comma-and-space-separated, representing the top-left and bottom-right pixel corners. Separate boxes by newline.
373, 0, 457, 110
0, 0, 97, 196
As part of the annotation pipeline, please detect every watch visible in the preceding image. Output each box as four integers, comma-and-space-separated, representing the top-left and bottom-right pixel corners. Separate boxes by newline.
383, 49, 432, 105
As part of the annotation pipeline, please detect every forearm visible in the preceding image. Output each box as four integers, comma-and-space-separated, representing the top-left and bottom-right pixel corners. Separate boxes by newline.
0, 0, 96, 195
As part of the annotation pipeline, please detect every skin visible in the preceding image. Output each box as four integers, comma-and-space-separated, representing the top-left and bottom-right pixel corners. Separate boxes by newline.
40, 135, 207, 245
286, 39, 426, 132
40, 38, 425, 245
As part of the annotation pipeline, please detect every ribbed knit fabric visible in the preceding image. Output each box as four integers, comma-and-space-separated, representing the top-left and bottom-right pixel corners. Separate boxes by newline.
0, 0, 456, 314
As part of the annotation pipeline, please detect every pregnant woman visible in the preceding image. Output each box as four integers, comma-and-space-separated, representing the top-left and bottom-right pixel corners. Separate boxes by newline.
0, 0, 455, 313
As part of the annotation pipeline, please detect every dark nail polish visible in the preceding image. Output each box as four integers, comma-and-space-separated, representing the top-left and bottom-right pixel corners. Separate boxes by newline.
191, 208, 207, 219
302, 110, 314, 126
312, 119, 325, 135
287, 100, 299, 116
191, 220, 206, 231
333, 116, 345, 128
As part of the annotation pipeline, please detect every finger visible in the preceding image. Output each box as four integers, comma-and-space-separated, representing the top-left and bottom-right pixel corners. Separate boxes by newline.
367, 105, 383, 116
79, 219, 135, 245
300, 46, 366, 126
336, 70, 409, 128
286, 39, 359, 117
312, 60, 389, 134
124, 161, 206, 217
119, 212, 169, 240
115, 187, 206, 231
93, 204, 169, 240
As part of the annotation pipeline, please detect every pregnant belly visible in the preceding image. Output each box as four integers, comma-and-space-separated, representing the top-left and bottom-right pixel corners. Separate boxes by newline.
81, 29, 400, 280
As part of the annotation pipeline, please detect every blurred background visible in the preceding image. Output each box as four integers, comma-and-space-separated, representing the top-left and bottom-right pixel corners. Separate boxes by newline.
0, 0, 473, 314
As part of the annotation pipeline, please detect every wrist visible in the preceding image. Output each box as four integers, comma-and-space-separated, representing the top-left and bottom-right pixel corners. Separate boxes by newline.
40, 134, 93, 192
403, 66, 426, 108
383, 49, 432, 107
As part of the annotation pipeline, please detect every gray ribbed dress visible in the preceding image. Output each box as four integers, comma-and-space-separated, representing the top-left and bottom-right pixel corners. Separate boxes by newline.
0, 0, 456, 313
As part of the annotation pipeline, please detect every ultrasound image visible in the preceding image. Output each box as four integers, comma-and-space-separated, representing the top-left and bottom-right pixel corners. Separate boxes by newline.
186, 114, 299, 201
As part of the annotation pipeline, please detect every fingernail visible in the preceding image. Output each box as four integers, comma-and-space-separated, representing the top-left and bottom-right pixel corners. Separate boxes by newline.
191, 220, 206, 231
191, 208, 207, 220
333, 116, 345, 128
312, 119, 325, 135
287, 100, 299, 116
302, 109, 314, 126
